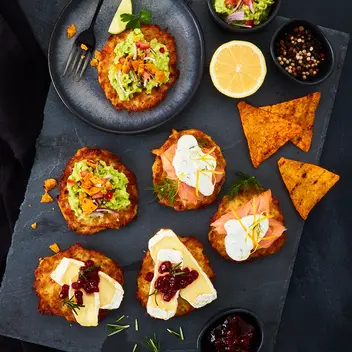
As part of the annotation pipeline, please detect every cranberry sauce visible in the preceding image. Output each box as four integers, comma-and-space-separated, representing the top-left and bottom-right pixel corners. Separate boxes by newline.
59, 284, 69, 299
145, 272, 154, 282
75, 260, 101, 294
209, 315, 255, 352
152, 261, 199, 302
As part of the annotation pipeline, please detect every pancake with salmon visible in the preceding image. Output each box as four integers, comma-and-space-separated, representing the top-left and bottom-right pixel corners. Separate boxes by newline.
58, 147, 138, 235
209, 174, 286, 262
34, 244, 124, 326
137, 229, 216, 319
151, 129, 226, 211
96, 24, 178, 111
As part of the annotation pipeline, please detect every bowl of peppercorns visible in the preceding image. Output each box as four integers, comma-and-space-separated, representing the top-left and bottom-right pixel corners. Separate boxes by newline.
270, 19, 335, 85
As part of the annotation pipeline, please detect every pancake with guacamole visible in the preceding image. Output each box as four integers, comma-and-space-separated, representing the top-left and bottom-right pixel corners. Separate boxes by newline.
96, 24, 179, 111
213, 0, 275, 28
58, 147, 138, 235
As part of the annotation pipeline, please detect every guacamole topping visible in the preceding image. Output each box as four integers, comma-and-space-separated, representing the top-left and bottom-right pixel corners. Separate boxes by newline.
108, 28, 171, 101
67, 160, 130, 218
214, 0, 274, 27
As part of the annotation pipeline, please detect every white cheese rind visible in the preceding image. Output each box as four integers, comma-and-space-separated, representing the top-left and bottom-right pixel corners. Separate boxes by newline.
98, 272, 124, 310
224, 215, 269, 261
50, 257, 84, 285
172, 135, 217, 196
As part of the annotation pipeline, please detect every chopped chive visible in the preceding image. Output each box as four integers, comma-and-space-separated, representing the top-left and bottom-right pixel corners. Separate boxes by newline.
132, 343, 138, 352
135, 318, 139, 331
179, 327, 184, 341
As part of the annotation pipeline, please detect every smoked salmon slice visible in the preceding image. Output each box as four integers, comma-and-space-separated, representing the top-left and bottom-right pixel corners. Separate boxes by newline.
210, 190, 285, 247
160, 143, 225, 203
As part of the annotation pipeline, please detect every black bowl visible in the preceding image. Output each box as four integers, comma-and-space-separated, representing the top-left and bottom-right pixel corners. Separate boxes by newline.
270, 19, 335, 85
207, 0, 281, 33
197, 307, 265, 352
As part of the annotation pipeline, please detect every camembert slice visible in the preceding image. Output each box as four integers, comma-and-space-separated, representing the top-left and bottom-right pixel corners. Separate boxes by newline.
69, 282, 100, 327
147, 249, 183, 320
50, 257, 84, 285
98, 272, 124, 310
149, 229, 217, 309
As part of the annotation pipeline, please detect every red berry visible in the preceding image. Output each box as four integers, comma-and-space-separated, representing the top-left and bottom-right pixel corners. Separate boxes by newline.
159, 47, 165, 53
145, 272, 154, 282
71, 282, 81, 289
59, 284, 69, 299
158, 261, 171, 274
106, 191, 114, 200
85, 260, 94, 267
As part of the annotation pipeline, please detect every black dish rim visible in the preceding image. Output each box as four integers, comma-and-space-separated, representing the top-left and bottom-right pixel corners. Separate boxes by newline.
48, 0, 205, 134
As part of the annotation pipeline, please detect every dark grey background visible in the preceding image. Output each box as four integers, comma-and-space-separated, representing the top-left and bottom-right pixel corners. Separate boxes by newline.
1, 0, 352, 351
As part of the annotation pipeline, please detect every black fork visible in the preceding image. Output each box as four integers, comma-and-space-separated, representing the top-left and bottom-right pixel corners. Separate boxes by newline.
63, 0, 105, 80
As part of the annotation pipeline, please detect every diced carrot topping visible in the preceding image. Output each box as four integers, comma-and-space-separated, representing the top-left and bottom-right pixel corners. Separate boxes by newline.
67, 24, 76, 39
132, 60, 139, 71
49, 243, 60, 253
44, 178, 57, 192
40, 192, 53, 203
155, 71, 166, 83
31, 223, 37, 229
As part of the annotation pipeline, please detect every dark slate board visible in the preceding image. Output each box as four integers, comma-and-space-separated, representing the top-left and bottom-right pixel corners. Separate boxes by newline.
0, 2, 348, 351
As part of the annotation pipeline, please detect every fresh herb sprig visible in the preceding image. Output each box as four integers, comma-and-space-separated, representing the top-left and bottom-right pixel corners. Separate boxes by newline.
167, 327, 185, 341
63, 296, 85, 315
196, 138, 208, 148
152, 178, 178, 205
169, 262, 184, 276
120, 9, 152, 30
144, 334, 160, 352
107, 315, 130, 337
132, 344, 138, 352
227, 172, 263, 199
148, 289, 159, 306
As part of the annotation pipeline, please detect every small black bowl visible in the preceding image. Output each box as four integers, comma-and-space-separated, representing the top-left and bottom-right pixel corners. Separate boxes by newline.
207, 0, 281, 33
197, 307, 265, 352
270, 19, 335, 85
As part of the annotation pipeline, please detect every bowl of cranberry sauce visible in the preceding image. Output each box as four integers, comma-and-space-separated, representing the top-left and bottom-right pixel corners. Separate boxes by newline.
197, 308, 264, 352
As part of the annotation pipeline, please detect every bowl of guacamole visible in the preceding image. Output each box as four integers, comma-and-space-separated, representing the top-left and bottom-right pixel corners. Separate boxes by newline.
207, 0, 281, 33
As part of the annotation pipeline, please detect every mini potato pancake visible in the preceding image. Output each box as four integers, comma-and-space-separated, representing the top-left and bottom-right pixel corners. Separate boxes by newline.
34, 244, 123, 323
137, 236, 215, 317
152, 129, 226, 211
58, 147, 138, 235
97, 24, 179, 111
209, 186, 286, 262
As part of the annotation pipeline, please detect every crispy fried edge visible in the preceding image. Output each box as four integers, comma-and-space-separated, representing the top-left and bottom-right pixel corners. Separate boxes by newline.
34, 243, 124, 323
208, 186, 286, 262
97, 24, 179, 111
136, 236, 215, 318
58, 147, 138, 235
151, 129, 227, 211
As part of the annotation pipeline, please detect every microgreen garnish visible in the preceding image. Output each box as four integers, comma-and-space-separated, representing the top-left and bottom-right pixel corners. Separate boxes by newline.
227, 172, 263, 199
135, 318, 139, 331
120, 9, 152, 29
152, 178, 178, 205
107, 315, 130, 337
63, 296, 85, 315
143, 334, 160, 352
197, 138, 208, 148
148, 289, 159, 306
132, 344, 138, 352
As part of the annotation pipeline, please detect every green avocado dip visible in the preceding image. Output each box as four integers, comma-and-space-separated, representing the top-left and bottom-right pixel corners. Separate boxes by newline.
108, 28, 171, 101
213, 0, 274, 27
67, 160, 130, 218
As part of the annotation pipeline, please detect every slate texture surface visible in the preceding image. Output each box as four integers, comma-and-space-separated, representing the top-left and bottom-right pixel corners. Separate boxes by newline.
0, 1, 349, 352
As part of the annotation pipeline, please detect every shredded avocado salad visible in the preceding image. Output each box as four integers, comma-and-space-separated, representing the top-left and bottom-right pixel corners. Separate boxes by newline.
67, 160, 130, 218
108, 28, 171, 101
213, 0, 274, 27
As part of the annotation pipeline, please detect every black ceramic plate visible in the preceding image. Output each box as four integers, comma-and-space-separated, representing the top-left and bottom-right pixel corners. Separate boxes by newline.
48, 0, 204, 134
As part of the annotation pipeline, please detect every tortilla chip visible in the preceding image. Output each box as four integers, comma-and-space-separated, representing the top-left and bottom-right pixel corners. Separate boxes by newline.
237, 102, 302, 168
278, 157, 340, 219
260, 92, 321, 152
44, 178, 57, 192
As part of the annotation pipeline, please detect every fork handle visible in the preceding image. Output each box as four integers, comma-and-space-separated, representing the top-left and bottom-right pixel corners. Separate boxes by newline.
89, 0, 105, 30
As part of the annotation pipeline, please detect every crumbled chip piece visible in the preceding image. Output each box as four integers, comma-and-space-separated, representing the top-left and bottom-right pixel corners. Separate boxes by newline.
90, 58, 98, 67
80, 43, 88, 51
44, 178, 57, 192
52, 208, 55, 211
67, 24, 76, 39
31, 222, 37, 229
49, 243, 60, 253
29, 204, 32, 207
40, 192, 54, 203
81, 55, 86, 59
95, 50, 102, 61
